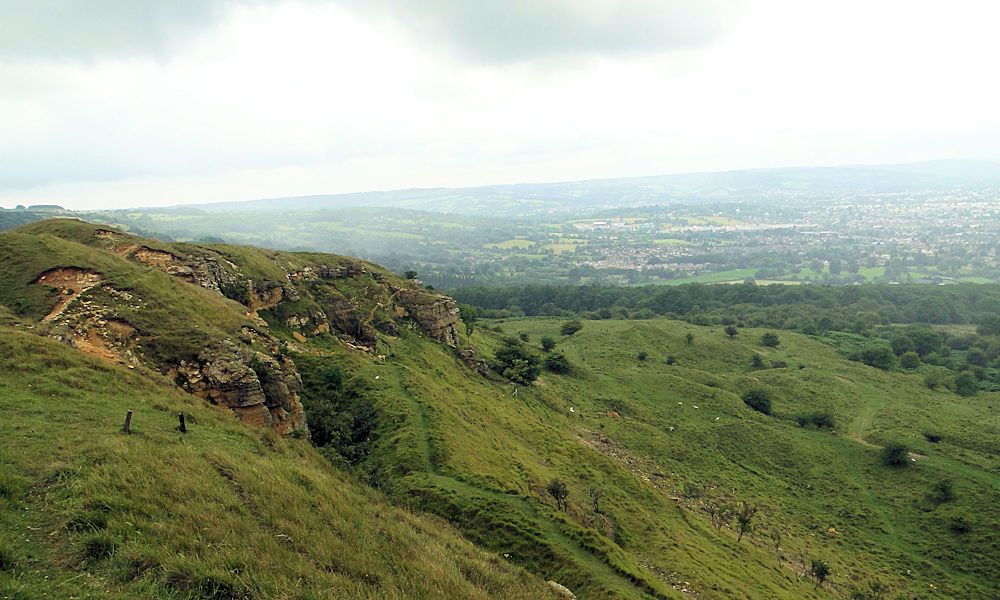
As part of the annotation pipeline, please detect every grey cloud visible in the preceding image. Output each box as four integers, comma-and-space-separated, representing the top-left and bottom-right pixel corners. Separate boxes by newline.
343, 0, 746, 63
0, 0, 261, 60
1, 1, 742, 63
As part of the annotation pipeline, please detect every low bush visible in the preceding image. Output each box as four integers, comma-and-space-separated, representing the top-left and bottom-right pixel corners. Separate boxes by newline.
742, 388, 773, 415
795, 412, 836, 429
881, 443, 909, 467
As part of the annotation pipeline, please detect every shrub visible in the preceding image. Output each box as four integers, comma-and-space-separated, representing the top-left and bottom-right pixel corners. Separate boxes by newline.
923, 368, 949, 389
219, 281, 250, 305
966, 348, 988, 367
742, 388, 772, 415
458, 303, 477, 335
493, 339, 541, 384
518, 332, 529, 342
810, 557, 830, 587
630, 308, 656, 319
665, 355, 677, 365
751, 354, 765, 369
560, 320, 583, 336
540, 336, 556, 351
922, 431, 942, 443
637, 351, 647, 361
899, 351, 920, 369
926, 478, 956, 505
760, 332, 780, 347
248, 356, 276, 384
881, 443, 909, 467
544, 352, 570, 374
954, 371, 978, 396
861, 345, 895, 370
546, 478, 569, 511
796, 412, 836, 429
681, 482, 703, 499
725, 325, 738, 338
948, 513, 972, 533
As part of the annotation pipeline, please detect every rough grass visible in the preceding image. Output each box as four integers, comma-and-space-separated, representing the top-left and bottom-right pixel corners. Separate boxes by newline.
459, 318, 1000, 599
334, 316, 999, 599
0, 326, 556, 600
5, 220, 999, 600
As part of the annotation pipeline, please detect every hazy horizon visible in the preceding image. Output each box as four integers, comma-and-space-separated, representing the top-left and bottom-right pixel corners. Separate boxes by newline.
3, 1, 999, 211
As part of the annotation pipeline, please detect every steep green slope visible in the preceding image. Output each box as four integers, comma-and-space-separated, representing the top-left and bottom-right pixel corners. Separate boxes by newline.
292, 312, 999, 599
4, 219, 998, 600
476, 319, 1000, 598
0, 314, 557, 599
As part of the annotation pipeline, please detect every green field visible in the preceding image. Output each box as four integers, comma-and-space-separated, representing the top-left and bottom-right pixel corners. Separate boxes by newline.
650, 268, 759, 285
484, 239, 536, 249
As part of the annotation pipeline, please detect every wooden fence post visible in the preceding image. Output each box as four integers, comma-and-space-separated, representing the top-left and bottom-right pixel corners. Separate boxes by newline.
178, 412, 187, 433
123, 411, 133, 434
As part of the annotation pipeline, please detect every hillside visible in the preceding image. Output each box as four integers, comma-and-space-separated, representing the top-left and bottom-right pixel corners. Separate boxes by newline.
2, 220, 999, 599
0, 309, 557, 599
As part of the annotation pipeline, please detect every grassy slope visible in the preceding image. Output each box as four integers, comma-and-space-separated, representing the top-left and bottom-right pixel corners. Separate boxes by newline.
473, 319, 1000, 599
0, 226, 253, 361
0, 315, 556, 600
314, 325, 824, 600
4, 220, 998, 600
315, 312, 998, 599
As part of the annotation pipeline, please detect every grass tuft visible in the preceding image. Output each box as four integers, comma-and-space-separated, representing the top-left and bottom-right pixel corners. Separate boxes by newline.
0, 538, 15, 571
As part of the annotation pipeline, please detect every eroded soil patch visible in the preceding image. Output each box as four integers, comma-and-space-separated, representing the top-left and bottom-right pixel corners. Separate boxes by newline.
32, 267, 104, 322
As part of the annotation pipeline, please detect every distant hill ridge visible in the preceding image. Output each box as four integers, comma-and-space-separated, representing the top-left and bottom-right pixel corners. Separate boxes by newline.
181, 159, 1000, 216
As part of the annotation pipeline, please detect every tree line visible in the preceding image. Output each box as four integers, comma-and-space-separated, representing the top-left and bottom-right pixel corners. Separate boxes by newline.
450, 281, 1000, 329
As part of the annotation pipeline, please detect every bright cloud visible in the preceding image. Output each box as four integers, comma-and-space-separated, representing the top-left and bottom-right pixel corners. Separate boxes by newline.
1, 0, 998, 209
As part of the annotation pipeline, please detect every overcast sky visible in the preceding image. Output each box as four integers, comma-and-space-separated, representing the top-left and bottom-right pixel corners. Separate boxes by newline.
2, 0, 999, 210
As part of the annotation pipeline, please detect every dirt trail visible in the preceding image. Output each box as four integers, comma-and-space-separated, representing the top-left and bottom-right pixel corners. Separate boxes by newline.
72, 328, 122, 364
114, 243, 138, 256
33, 268, 104, 323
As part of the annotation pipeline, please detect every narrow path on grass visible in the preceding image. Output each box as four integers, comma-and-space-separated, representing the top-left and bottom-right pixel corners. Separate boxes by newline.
383, 362, 434, 473
424, 472, 677, 599
847, 383, 884, 447
383, 360, 676, 599
842, 382, 995, 590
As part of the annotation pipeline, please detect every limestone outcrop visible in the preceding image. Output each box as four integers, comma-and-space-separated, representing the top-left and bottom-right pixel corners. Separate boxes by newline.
171, 342, 307, 436
395, 289, 460, 347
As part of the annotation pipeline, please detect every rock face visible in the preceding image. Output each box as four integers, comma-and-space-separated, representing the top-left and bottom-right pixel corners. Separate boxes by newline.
172, 342, 307, 436
395, 289, 460, 347
323, 297, 378, 349
57, 226, 471, 439
15, 224, 482, 441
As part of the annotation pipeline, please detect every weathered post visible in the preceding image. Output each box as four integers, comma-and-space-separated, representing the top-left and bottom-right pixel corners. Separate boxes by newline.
123, 411, 133, 434
178, 412, 187, 433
